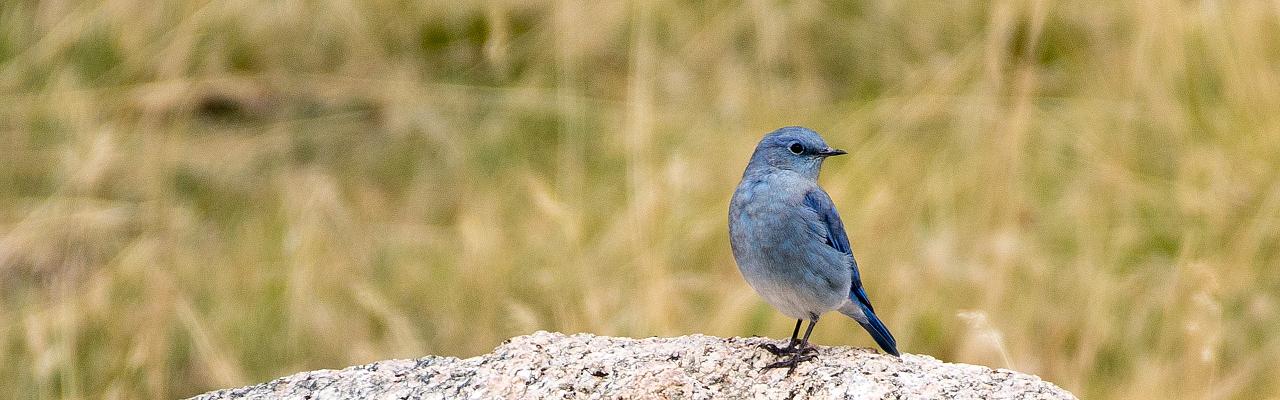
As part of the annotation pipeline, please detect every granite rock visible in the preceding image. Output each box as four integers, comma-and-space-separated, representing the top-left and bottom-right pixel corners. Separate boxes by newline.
191, 331, 1076, 399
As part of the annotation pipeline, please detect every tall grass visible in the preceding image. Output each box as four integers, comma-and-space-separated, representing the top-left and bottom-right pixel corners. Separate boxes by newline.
2, 1, 1278, 398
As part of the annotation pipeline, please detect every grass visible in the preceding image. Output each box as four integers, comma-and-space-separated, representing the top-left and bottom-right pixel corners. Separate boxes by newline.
2, 0, 1279, 398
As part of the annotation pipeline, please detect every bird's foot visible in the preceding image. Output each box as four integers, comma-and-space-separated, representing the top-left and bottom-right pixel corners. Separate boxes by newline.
762, 352, 817, 374
759, 341, 817, 356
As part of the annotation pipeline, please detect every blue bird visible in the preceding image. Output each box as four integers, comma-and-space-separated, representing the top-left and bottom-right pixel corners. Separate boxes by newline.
729, 126, 899, 371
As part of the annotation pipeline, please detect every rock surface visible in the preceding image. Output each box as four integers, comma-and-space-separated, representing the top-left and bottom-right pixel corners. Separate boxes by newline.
191, 331, 1076, 399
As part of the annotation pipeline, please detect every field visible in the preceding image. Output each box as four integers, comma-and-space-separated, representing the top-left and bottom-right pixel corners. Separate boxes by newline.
2, 1, 1279, 398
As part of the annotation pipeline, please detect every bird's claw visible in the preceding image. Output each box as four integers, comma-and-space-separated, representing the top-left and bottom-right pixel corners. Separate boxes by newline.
760, 341, 819, 375
759, 342, 816, 356
759, 342, 791, 356
762, 353, 817, 374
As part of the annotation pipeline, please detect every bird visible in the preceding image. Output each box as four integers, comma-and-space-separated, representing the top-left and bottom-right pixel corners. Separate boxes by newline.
728, 126, 899, 371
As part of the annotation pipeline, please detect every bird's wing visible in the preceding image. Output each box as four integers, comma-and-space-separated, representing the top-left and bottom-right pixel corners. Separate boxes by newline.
803, 189, 873, 312
802, 189, 851, 255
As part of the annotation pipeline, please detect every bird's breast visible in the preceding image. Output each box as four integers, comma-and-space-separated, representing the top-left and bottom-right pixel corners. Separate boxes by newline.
728, 177, 824, 266
728, 174, 853, 318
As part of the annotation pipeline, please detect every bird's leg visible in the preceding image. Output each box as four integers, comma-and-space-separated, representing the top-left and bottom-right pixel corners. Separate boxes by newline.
760, 319, 804, 355
763, 319, 819, 373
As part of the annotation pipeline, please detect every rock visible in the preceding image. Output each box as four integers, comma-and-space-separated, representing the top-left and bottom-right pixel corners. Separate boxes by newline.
190, 331, 1076, 399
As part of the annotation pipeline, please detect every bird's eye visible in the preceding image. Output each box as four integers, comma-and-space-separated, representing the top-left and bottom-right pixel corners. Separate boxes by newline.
788, 143, 804, 154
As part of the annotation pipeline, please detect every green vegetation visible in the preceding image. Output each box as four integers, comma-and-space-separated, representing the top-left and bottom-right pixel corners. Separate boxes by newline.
2, 1, 1278, 398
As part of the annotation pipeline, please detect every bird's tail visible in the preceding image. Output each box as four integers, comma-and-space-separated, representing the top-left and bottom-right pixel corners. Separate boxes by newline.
839, 299, 900, 356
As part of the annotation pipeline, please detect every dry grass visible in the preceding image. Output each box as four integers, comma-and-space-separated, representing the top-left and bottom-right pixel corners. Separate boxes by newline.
2, 1, 1279, 398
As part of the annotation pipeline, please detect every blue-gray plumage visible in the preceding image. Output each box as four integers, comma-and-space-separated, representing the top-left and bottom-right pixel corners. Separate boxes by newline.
729, 126, 899, 369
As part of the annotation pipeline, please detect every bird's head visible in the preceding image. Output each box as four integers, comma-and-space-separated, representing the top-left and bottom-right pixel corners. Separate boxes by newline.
746, 126, 847, 180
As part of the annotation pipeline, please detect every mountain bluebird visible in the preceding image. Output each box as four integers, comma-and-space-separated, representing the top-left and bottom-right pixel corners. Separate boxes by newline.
729, 126, 899, 371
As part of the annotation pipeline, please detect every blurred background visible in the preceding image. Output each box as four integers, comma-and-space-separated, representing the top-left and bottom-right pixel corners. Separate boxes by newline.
2, 0, 1279, 398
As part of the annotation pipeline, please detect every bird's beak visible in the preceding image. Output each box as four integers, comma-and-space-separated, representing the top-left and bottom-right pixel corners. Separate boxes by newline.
817, 147, 848, 157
